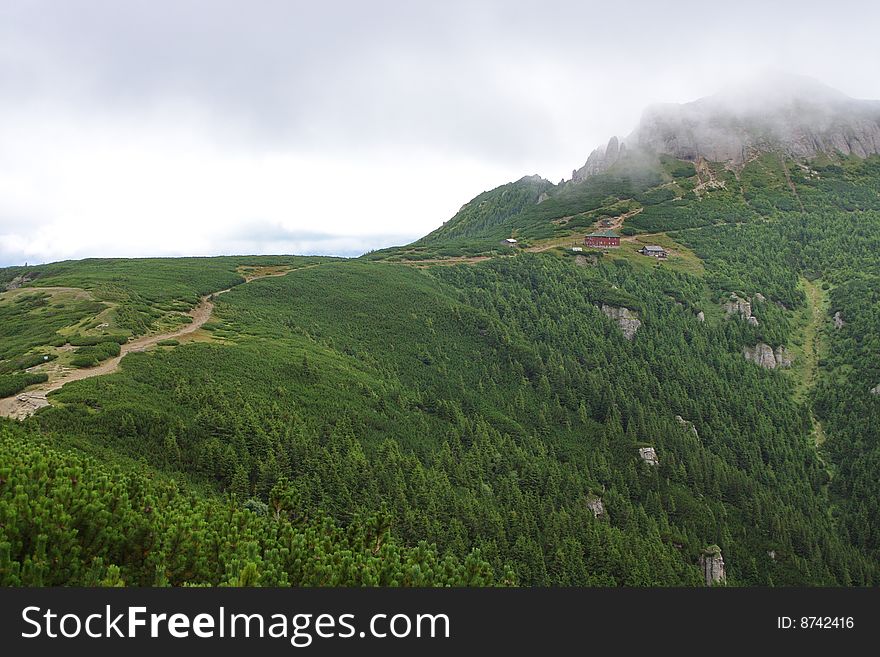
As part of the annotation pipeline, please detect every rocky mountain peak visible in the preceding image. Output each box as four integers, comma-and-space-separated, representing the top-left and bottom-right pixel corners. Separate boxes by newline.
634, 73, 880, 164
572, 135, 626, 182
572, 73, 880, 179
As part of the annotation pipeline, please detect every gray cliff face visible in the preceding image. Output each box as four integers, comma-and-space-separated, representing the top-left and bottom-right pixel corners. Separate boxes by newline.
571, 74, 880, 181
572, 136, 626, 182
600, 304, 641, 340
700, 546, 726, 586
743, 343, 792, 369
632, 75, 880, 165
742, 343, 773, 368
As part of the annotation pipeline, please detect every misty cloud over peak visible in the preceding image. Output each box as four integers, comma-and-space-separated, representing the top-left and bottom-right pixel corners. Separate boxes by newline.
3, 2, 880, 265
571, 73, 880, 180
633, 75, 880, 163
689, 72, 852, 112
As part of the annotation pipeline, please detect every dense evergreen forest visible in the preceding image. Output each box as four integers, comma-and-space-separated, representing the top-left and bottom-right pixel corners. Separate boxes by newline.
2, 152, 879, 586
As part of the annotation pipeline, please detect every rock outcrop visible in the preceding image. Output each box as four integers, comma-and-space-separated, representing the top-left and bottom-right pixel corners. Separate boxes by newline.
743, 343, 792, 369
638, 447, 659, 466
834, 311, 845, 329
572, 136, 626, 182
631, 74, 880, 166
1, 392, 49, 420
675, 415, 699, 438
724, 294, 757, 325
586, 495, 606, 519
600, 304, 641, 340
774, 346, 792, 368
571, 74, 880, 183
871, 384, 880, 396
696, 311, 705, 323
4, 274, 33, 291
700, 545, 726, 586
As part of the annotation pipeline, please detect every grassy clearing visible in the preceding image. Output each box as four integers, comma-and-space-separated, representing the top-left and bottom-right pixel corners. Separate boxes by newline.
0, 287, 108, 363
529, 231, 705, 277
789, 277, 830, 403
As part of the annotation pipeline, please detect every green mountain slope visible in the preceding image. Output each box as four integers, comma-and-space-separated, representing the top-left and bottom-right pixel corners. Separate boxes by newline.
5, 189, 880, 584
417, 175, 554, 245
3, 81, 880, 587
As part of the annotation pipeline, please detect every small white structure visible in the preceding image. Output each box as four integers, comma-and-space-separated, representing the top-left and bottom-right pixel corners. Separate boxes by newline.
571, 246, 583, 252
505, 238, 518, 244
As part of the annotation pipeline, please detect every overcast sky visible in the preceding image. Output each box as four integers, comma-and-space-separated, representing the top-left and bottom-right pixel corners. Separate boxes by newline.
2, 1, 879, 266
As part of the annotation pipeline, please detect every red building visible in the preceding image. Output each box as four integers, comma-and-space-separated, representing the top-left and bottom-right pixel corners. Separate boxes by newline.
585, 230, 620, 248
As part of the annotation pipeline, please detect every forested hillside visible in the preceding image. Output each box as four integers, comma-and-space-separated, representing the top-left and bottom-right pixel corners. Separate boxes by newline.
2, 150, 880, 586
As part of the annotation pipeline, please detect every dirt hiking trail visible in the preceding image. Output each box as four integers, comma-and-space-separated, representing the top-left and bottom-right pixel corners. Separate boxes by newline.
0, 266, 307, 420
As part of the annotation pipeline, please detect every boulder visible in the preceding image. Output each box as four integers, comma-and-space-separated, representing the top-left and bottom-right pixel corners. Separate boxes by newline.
601, 304, 641, 340
638, 446, 659, 466
743, 343, 776, 368
871, 384, 880, 396
724, 293, 761, 325
723, 294, 752, 320
586, 495, 606, 519
696, 311, 705, 323
833, 311, 845, 329
743, 343, 792, 369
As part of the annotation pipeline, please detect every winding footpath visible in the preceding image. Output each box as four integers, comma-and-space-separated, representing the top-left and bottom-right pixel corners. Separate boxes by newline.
0, 266, 304, 420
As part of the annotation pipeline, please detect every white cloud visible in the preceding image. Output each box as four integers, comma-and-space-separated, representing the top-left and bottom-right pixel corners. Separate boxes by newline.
0, 103, 518, 264
1, 1, 880, 265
